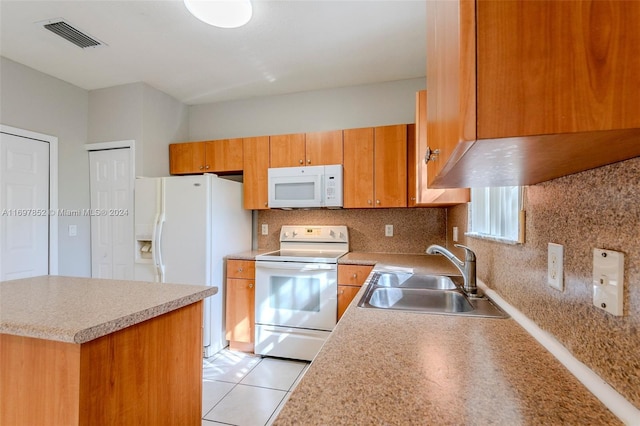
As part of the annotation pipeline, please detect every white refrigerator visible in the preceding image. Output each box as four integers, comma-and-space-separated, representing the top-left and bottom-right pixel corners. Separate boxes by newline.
133, 174, 251, 357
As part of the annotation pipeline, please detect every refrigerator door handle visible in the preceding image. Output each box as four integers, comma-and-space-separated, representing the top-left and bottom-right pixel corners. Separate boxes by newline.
156, 212, 166, 282
151, 212, 160, 281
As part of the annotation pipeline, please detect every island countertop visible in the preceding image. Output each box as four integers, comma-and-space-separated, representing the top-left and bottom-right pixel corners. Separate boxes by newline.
274, 254, 621, 425
0, 275, 216, 344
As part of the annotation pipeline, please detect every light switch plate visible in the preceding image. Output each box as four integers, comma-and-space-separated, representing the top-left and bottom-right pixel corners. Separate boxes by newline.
261, 224, 268, 235
547, 243, 563, 290
593, 248, 624, 316
68, 224, 77, 237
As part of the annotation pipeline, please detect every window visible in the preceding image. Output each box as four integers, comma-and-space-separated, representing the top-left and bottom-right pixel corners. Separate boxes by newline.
468, 186, 524, 244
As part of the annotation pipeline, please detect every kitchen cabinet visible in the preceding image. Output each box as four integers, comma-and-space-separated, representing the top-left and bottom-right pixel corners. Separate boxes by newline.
269, 130, 343, 168
343, 125, 407, 208
242, 136, 270, 210
337, 264, 373, 320
425, 0, 640, 188
225, 259, 255, 352
409, 91, 469, 207
169, 139, 243, 175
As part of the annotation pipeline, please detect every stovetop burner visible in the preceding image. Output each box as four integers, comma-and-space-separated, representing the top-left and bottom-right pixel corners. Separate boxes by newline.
256, 225, 349, 264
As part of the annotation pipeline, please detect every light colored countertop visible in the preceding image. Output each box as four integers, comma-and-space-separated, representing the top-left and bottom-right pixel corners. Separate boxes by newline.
0, 275, 216, 344
226, 249, 276, 260
274, 253, 620, 425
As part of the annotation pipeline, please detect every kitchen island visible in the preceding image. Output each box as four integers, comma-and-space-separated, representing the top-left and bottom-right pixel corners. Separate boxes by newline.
274, 253, 621, 425
0, 275, 216, 426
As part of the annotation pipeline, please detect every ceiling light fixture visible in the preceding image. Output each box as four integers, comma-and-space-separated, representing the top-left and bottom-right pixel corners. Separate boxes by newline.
183, 0, 252, 29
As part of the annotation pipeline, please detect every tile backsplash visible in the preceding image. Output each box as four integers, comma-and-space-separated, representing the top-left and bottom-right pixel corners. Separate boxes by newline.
448, 157, 640, 410
257, 208, 446, 253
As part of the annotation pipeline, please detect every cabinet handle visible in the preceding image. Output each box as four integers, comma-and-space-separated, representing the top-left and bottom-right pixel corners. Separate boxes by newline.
352, 273, 357, 279
339, 289, 344, 295
411, 197, 416, 201
307, 159, 311, 164
299, 159, 303, 164
376, 200, 380, 205
238, 268, 243, 272
367, 200, 372, 205
425, 147, 441, 163
249, 283, 254, 289
205, 165, 210, 169
199, 166, 204, 170
264, 202, 268, 207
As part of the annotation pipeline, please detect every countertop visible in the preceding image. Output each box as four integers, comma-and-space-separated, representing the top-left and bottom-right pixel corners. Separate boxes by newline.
274, 254, 620, 425
226, 249, 276, 260
0, 275, 216, 344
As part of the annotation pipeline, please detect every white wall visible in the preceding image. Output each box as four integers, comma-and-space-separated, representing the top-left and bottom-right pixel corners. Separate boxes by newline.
88, 82, 189, 177
141, 84, 189, 177
188, 78, 425, 139
0, 56, 91, 277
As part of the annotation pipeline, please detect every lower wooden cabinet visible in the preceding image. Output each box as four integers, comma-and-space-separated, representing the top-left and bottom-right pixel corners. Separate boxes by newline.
337, 264, 374, 320
225, 260, 255, 352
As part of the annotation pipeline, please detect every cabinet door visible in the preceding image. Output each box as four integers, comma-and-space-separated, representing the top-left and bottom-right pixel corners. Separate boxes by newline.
305, 130, 343, 166
374, 125, 407, 208
410, 93, 469, 206
338, 264, 373, 286
476, 0, 640, 139
343, 128, 374, 208
425, 0, 476, 185
225, 278, 255, 344
337, 285, 361, 321
205, 139, 243, 173
242, 136, 270, 210
169, 142, 206, 175
269, 134, 306, 168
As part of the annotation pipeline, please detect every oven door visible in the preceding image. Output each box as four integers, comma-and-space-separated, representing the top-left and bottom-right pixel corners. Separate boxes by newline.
255, 260, 337, 331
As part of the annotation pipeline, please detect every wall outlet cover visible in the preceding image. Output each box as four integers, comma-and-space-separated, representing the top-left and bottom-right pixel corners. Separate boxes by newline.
385, 224, 393, 237
593, 248, 624, 316
261, 224, 268, 235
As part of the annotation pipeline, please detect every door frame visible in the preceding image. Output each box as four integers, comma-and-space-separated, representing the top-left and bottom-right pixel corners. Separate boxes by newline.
0, 124, 59, 275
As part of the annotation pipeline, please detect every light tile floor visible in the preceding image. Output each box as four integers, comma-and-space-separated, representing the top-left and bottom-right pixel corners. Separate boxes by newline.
202, 349, 309, 426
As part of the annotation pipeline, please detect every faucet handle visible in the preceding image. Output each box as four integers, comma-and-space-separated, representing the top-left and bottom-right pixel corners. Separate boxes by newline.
454, 244, 476, 261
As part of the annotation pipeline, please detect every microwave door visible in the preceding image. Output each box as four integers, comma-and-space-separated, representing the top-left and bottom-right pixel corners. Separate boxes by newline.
269, 174, 322, 208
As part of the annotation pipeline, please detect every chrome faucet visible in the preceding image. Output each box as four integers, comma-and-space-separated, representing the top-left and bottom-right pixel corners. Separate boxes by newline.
426, 244, 477, 295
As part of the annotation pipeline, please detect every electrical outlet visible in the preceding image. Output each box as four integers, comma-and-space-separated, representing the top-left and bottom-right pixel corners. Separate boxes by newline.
261, 224, 268, 235
453, 226, 459, 242
547, 243, 564, 290
385, 224, 393, 237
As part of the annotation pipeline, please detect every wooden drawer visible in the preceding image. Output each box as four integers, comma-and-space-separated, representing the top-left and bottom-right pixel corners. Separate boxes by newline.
338, 264, 374, 286
226, 260, 255, 279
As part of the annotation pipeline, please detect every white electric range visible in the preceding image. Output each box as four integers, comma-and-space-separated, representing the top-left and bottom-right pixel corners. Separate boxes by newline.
254, 225, 349, 361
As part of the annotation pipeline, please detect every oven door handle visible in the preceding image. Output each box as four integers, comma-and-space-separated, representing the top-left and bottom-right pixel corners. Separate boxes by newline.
256, 261, 336, 271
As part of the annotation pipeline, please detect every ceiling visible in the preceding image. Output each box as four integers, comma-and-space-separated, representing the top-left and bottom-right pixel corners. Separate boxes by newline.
0, 0, 426, 105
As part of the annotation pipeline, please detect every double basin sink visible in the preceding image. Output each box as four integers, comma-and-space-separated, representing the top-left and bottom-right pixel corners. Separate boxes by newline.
357, 271, 508, 318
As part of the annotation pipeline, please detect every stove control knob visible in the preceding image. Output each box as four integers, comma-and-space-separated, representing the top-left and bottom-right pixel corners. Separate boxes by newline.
330, 230, 336, 238
339, 232, 345, 240
283, 232, 289, 238
292, 231, 298, 237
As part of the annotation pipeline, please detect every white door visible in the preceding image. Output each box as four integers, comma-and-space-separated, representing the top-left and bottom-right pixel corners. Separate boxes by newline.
89, 149, 133, 279
0, 133, 49, 280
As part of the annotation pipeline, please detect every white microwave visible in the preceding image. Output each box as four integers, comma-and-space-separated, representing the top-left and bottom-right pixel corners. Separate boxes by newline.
268, 164, 343, 209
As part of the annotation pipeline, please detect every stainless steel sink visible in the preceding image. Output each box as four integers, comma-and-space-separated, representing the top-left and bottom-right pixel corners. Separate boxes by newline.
358, 272, 508, 319
369, 271, 459, 290
361, 287, 473, 313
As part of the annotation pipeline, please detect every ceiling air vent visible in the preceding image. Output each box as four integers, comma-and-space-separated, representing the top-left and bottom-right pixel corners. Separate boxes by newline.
38, 19, 106, 49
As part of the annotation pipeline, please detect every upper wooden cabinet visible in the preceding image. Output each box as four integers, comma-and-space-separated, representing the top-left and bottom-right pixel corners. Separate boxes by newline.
343, 125, 407, 208
426, 0, 640, 188
269, 131, 343, 168
242, 136, 270, 210
409, 91, 469, 207
305, 130, 343, 166
169, 139, 243, 175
